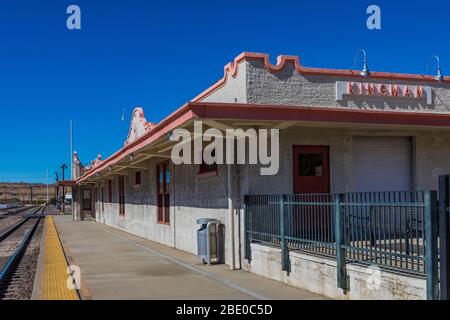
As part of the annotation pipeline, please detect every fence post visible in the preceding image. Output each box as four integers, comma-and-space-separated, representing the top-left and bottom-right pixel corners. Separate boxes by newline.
439, 175, 450, 300
425, 190, 439, 300
280, 195, 290, 273
335, 193, 347, 290
243, 200, 251, 262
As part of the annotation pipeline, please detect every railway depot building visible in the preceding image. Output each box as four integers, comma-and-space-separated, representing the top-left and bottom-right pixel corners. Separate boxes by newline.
71, 52, 450, 299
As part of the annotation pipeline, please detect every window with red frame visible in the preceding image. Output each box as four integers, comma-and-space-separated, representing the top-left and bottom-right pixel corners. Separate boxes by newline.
118, 176, 125, 216
135, 171, 141, 185
108, 180, 112, 203
101, 187, 104, 212
157, 162, 170, 224
199, 149, 218, 175
82, 189, 91, 211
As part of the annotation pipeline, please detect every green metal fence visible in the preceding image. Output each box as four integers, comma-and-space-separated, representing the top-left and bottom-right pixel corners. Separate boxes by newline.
244, 191, 439, 300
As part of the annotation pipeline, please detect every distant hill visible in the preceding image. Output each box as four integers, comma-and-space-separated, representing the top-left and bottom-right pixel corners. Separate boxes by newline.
0, 182, 56, 204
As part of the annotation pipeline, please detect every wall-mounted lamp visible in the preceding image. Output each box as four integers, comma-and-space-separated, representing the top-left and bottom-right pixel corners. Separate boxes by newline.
353, 49, 370, 77
129, 153, 135, 161
168, 131, 175, 142
431, 55, 444, 82
108, 166, 113, 172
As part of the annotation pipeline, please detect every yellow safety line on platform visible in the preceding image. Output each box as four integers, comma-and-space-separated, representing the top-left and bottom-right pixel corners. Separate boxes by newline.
42, 216, 79, 300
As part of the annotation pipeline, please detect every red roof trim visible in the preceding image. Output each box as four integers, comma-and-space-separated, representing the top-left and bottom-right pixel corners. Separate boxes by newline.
77, 104, 196, 183
77, 102, 450, 184
190, 102, 450, 127
57, 180, 77, 187
192, 52, 448, 102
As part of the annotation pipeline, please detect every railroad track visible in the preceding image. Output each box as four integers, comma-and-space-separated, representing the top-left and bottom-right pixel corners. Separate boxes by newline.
0, 217, 23, 235
0, 206, 38, 218
0, 206, 45, 300
0, 206, 42, 235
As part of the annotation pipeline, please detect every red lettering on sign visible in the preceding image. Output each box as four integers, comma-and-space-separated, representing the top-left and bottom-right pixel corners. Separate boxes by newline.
348, 82, 355, 95
416, 86, 423, 98
343, 82, 426, 101
379, 84, 388, 96
391, 85, 400, 96
404, 86, 412, 97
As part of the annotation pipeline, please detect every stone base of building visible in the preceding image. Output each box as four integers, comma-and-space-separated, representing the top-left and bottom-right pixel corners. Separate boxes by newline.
246, 243, 426, 300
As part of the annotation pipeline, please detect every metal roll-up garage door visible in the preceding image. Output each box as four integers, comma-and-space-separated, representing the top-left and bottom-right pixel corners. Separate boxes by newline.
352, 136, 412, 192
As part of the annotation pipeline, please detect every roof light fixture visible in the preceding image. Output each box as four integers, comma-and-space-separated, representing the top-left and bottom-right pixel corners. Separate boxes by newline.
353, 49, 370, 77
431, 55, 444, 82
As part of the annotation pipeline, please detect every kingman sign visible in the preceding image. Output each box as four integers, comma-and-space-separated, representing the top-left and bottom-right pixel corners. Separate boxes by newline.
336, 81, 432, 104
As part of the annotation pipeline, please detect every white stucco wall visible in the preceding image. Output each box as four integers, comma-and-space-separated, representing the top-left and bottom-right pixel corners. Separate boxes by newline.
239, 125, 450, 195
95, 158, 238, 266
246, 59, 450, 113
248, 243, 426, 300
90, 126, 450, 272
201, 61, 248, 104
200, 57, 450, 113
97, 159, 175, 247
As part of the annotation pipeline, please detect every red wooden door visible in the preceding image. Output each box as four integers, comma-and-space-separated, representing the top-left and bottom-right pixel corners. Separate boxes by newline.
157, 162, 170, 224
118, 176, 125, 216
293, 146, 330, 194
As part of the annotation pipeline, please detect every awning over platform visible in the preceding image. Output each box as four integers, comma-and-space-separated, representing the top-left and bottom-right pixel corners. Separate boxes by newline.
57, 180, 76, 187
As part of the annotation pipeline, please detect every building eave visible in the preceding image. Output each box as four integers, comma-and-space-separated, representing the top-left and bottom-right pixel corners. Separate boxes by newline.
190, 102, 450, 127
57, 180, 77, 187
76, 101, 450, 185
77, 103, 195, 184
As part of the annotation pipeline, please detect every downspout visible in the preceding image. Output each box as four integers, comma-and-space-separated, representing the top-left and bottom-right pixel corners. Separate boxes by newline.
72, 186, 76, 221
228, 164, 235, 270
173, 163, 176, 249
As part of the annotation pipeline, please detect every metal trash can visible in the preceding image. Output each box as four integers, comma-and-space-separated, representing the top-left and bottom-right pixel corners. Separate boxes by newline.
197, 218, 221, 265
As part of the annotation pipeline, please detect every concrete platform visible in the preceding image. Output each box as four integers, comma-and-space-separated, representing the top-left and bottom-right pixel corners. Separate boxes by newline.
50, 215, 324, 300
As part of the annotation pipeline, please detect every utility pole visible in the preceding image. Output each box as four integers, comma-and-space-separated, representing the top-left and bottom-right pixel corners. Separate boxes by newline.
55, 172, 59, 208
61, 164, 67, 181
30, 185, 33, 205
61, 164, 67, 213
46, 170, 49, 205
70, 120, 73, 180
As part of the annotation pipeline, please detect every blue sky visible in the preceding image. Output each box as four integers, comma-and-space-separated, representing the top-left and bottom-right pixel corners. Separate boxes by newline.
1, 0, 449, 183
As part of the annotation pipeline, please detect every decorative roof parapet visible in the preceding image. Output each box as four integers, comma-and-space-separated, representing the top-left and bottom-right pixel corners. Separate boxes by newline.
76, 52, 450, 183
192, 52, 448, 102
72, 151, 84, 180
125, 107, 156, 146
93, 154, 103, 168
73, 151, 81, 165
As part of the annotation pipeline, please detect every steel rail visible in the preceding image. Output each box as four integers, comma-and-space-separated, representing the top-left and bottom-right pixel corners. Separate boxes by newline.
0, 206, 38, 217
0, 207, 42, 242
0, 206, 44, 283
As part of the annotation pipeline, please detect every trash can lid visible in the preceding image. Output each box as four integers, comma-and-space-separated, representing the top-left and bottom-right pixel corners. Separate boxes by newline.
197, 218, 219, 225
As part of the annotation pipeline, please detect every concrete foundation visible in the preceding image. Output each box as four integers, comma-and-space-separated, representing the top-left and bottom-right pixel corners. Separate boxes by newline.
248, 243, 426, 300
